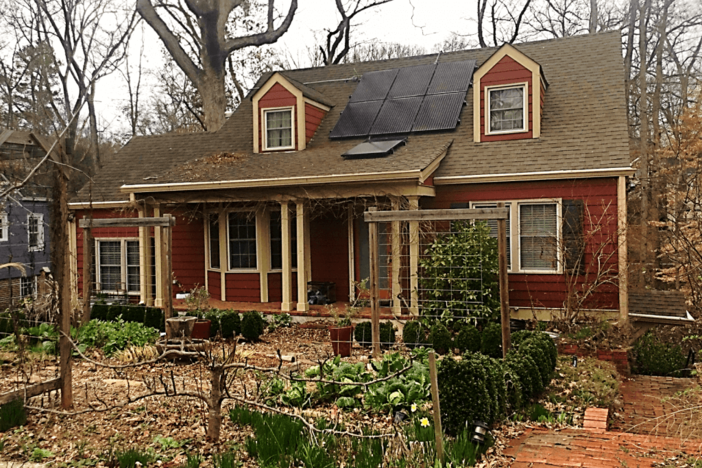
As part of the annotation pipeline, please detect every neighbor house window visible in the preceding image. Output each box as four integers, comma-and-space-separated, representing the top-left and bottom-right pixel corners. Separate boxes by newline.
487, 85, 526, 133
470, 202, 512, 270
264, 109, 293, 150
519, 203, 558, 271
208, 214, 220, 270
20, 276, 37, 298
270, 211, 297, 270
27, 213, 44, 251
0, 212, 7, 242
228, 213, 257, 269
97, 239, 140, 292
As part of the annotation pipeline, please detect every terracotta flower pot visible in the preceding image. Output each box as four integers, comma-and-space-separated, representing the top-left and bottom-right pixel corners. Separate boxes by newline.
191, 320, 211, 340
329, 325, 354, 357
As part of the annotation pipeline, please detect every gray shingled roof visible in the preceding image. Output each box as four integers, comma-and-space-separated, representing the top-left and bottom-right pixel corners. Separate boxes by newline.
72, 31, 631, 204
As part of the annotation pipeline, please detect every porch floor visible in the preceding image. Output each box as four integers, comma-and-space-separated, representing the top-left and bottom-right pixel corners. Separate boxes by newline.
173, 298, 414, 321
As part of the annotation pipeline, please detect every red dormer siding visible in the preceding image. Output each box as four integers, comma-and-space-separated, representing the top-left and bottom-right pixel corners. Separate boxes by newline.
258, 83, 299, 151
305, 103, 327, 143
479, 55, 533, 142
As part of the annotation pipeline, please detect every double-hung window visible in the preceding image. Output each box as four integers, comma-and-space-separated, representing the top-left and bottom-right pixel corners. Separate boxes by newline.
269, 211, 297, 270
470, 202, 512, 270
208, 214, 221, 270
0, 212, 8, 242
20, 276, 37, 298
27, 213, 44, 251
519, 203, 558, 271
264, 109, 294, 150
228, 213, 257, 269
97, 239, 140, 293
487, 85, 526, 133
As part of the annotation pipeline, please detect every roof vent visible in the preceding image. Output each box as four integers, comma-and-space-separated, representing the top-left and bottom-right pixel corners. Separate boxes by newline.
342, 139, 406, 159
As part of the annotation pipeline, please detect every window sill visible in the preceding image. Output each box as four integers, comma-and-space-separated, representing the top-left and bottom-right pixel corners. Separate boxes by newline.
512, 269, 562, 275
268, 269, 299, 273
485, 128, 528, 136
225, 269, 259, 274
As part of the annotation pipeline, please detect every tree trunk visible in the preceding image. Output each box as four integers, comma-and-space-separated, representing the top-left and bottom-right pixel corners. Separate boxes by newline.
88, 82, 100, 169
639, 0, 653, 287
589, 0, 598, 33
624, 0, 638, 134
198, 68, 227, 132
207, 367, 223, 442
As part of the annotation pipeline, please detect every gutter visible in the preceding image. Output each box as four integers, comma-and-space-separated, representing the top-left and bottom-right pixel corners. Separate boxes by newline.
434, 167, 636, 184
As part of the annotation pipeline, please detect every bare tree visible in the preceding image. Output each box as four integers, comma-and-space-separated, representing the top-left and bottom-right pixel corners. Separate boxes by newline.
477, 0, 533, 48
318, 0, 395, 65
136, 0, 298, 132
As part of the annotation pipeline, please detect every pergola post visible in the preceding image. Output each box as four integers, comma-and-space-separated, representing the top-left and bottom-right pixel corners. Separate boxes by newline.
138, 206, 153, 306
81, 217, 92, 324
391, 199, 402, 315
498, 202, 511, 357
281, 202, 293, 311
408, 196, 420, 315
154, 205, 163, 307
369, 207, 381, 358
161, 215, 173, 319
296, 202, 309, 312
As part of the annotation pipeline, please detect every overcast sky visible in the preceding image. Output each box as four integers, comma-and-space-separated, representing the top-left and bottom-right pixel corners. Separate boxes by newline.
99, 0, 478, 135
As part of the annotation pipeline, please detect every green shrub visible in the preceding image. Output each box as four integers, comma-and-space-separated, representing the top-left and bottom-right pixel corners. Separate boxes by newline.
429, 322, 452, 354
0, 399, 26, 431
380, 322, 396, 347
220, 310, 241, 338
241, 311, 265, 341
106, 305, 122, 321
468, 352, 507, 421
519, 339, 553, 386
144, 308, 165, 332
354, 321, 372, 347
514, 331, 558, 370
76, 319, 159, 356
480, 322, 502, 358
115, 448, 153, 468
418, 221, 499, 320
633, 332, 687, 376
123, 306, 146, 324
455, 323, 481, 353
402, 321, 427, 349
437, 356, 491, 435
205, 310, 221, 338
90, 304, 109, 321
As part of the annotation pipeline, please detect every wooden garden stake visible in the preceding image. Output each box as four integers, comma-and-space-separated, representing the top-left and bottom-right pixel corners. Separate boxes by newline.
368, 207, 381, 358
82, 219, 93, 324
497, 202, 511, 358
429, 351, 444, 463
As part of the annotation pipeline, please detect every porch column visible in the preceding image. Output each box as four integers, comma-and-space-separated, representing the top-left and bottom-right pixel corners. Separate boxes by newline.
218, 209, 228, 302
154, 205, 163, 307
257, 207, 270, 303
618, 175, 629, 323
347, 204, 355, 302
408, 196, 420, 315
391, 199, 402, 315
281, 202, 293, 311
296, 202, 309, 312
138, 205, 153, 305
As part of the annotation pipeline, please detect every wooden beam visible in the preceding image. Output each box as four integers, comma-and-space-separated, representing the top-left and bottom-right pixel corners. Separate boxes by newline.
0, 378, 62, 406
82, 222, 92, 324
164, 216, 173, 319
364, 208, 509, 223
78, 216, 176, 229
429, 351, 444, 463
498, 202, 511, 358
391, 199, 402, 316
369, 207, 381, 358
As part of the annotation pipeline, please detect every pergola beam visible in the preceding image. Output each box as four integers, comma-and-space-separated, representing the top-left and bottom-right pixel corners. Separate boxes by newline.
78, 216, 176, 229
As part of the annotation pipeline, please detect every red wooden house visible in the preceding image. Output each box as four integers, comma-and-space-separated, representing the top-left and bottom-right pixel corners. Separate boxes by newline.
68, 32, 633, 321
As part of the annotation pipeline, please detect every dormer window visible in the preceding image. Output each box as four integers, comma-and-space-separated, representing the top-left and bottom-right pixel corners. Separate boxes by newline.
487, 84, 527, 134
264, 108, 294, 151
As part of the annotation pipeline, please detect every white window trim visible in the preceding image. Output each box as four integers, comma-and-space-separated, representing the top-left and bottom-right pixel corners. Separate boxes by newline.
0, 212, 8, 242
485, 82, 529, 136
205, 213, 221, 272
94, 238, 141, 295
469, 199, 562, 274
226, 212, 259, 272
267, 207, 298, 273
262, 107, 295, 152
27, 213, 44, 251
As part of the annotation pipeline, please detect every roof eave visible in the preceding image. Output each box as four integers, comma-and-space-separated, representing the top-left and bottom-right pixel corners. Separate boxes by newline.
434, 167, 636, 185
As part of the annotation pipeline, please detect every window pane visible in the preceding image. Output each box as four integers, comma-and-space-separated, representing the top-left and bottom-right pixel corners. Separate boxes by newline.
472, 203, 511, 270
99, 241, 122, 291
269, 211, 297, 270
229, 213, 257, 269
489, 87, 524, 132
520, 204, 557, 270
126, 241, 140, 292
28, 216, 39, 248
209, 214, 220, 269
266, 110, 293, 148
21, 276, 35, 298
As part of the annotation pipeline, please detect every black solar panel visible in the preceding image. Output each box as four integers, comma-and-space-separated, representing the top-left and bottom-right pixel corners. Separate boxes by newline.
387, 64, 435, 98
426, 60, 476, 95
329, 101, 383, 138
412, 93, 465, 132
349, 69, 399, 103
370, 97, 424, 135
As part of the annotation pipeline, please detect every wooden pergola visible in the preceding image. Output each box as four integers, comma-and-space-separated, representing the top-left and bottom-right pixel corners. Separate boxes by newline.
79, 215, 177, 321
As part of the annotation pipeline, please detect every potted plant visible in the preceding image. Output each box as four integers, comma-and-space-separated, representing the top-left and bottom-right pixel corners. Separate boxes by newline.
186, 286, 212, 340
328, 305, 356, 357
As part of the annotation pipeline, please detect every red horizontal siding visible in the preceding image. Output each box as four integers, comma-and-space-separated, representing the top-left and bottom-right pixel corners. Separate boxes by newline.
480, 55, 534, 141
305, 103, 326, 143
208, 271, 221, 298
259, 83, 296, 107
225, 273, 261, 302
425, 178, 620, 311
267, 272, 298, 302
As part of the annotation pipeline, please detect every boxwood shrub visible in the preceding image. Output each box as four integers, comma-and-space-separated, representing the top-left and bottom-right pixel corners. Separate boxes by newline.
355, 321, 397, 348
122, 306, 146, 324
480, 322, 502, 358
437, 354, 492, 435
241, 311, 265, 341
106, 305, 122, 322
429, 322, 453, 354
455, 323, 481, 353
402, 321, 428, 349
90, 304, 109, 321
633, 331, 687, 376
144, 308, 165, 332
221, 310, 242, 338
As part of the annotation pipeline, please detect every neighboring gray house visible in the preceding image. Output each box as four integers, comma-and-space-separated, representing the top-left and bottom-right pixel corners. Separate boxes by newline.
0, 130, 52, 310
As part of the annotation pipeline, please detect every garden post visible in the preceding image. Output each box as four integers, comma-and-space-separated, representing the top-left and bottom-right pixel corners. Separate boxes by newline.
82, 219, 92, 324
498, 202, 511, 357
369, 207, 381, 358
429, 351, 444, 463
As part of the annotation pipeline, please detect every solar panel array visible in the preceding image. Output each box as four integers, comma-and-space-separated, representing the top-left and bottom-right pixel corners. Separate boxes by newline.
330, 60, 475, 139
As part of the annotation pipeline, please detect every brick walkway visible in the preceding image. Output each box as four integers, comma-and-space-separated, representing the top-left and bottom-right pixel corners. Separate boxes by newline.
610, 375, 699, 438
503, 428, 702, 467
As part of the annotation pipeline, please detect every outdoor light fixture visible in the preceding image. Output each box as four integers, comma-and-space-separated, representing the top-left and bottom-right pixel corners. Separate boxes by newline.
472, 420, 489, 445
572, 355, 578, 368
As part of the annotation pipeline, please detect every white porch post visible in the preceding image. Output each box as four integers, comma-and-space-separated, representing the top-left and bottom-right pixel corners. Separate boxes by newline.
296, 202, 309, 312
218, 209, 228, 302
391, 199, 402, 315
281, 202, 294, 311
258, 207, 270, 303
408, 196, 420, 315
154, 205, 163, 307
